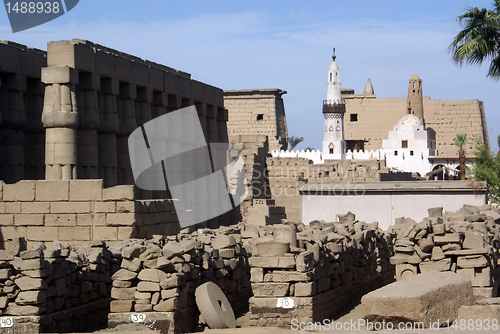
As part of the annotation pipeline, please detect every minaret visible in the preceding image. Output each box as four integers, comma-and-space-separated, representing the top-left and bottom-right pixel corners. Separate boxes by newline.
407, 74, 424, 123
322, 48, 346, 160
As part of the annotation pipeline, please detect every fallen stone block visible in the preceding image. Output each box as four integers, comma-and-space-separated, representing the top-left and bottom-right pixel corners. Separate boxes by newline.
362, 271, 473, 327
428, 207, 443, 217
419, 258, 451, 273
110, 300, 134, 312
458, 304, 500, 323
463, 231, 484, 249
211, 235, 236, 249
457, 255, 489, 268
296, 250, 314, 272
248, 256, 295, 269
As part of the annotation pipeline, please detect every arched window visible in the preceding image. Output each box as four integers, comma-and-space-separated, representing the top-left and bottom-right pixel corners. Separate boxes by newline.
330, 73, 332, 81
329, 143, 334, 154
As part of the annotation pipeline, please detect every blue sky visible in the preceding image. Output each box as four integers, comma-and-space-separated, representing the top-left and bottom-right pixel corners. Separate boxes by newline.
1, 0, 499, 152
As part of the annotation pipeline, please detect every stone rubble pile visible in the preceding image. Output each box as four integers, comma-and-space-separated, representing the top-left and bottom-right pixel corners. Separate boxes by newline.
108, 226, 252, 318
244, 215, 395, 327
0, 237, 115, 316
390, 204, 500, 298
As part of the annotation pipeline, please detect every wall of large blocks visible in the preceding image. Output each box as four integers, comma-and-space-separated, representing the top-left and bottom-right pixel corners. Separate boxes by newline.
265, 157, 414, 222
0, 180, 182, 248
224, 89, 288, 152
343, 95, 489, 156
0, 39, 228, 191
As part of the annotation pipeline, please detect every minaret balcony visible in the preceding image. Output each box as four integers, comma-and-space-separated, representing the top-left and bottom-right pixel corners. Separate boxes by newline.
323, 100, 346, 114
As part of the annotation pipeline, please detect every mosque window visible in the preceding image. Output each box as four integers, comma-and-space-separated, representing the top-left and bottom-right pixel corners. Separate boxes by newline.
330, 73, 332, 81
394, 151, 398, 156
401, 140, 408, 148
330, 148, 334, 154
410, 150, 414, 156
350, 114, 358, 122
256, 114, 264, 121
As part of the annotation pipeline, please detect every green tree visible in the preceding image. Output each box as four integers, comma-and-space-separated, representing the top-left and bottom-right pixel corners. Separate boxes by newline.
455, 133, 468, 180
470, 139, 500, 204
449, 0, 500, 78
288, 136, 304, 150
305, 147, 314, 152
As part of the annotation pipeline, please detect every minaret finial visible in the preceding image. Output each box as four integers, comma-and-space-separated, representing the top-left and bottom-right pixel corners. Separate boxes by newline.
332, 47, 336, 61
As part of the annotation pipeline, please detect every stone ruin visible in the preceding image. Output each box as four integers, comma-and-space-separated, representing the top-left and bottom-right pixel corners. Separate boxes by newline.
390, 204, 500, 298
0, 204, 498, 332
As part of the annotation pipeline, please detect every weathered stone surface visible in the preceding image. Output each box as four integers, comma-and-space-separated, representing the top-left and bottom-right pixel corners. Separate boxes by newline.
5, 303, 45, 315
110, 300, 134, 312
111, 269, 138, 281
362, 272, 473, 327
0, 250, 15, 261
153, 298, 178, 312
15, 276, 47, 290
296, 250, 314, 272
248, 256, 295, 269
271, 270, 313, 282
120, 257, 142, 272
110, 287, 136, 300
137, 269, 169, 282
295, 282, 317, 297
159, 276, 181, 290
428, 207, 443, 217
255, 241, 289, 257
161, 288, 180, 300
418, 236, 434, 253
211, 235, 236, 249
137, 281, 160, 292
395, 263, 417, 281
16, 290, 46, 305
434, 233, 463, 245
431, 246, 445, 261
458, 304, 500, 322
419, 258, 451, 273
463, 232, 484, 249
252, 283, 289, 297
457, 255, 489, 268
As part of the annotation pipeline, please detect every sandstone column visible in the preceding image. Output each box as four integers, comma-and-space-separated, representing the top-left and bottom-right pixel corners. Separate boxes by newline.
42, 66, 79, 180
97, 78, 120, 187
117, 82, 137, 185
76, 72, 100, 179
24, 79, 46, 180
0, 73, 27, 183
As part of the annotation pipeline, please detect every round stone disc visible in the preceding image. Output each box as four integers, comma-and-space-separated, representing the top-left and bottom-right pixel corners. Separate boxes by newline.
195, 281, 236, 328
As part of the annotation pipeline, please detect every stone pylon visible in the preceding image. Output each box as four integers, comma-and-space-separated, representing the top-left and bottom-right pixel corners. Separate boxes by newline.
41, 66, 79, 180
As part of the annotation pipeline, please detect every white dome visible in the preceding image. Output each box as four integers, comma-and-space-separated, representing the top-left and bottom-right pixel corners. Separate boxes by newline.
397, 114, 423, 127
329, 60, 339, 72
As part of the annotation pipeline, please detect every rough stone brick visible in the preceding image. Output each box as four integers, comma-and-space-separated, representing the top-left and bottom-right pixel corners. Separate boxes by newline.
35, 181, 69, 201
76, 214, 93, 226
116, 201, 135, 213
107, 213, 135, 226
51, 202, 91, 214
26, 226, 58, 241
69, 180, 103, 201
110, 300, 134, 312
458, 304, 500, 323
14, 214, 44, 226
0, 214, 14, 226
94, 202, 116, 213
93, 227, 118, 241
118, 227, 137, 239
3, 181, 35, 201
103, 186, 135, 201
44, 214, 76, 226
295, 282, 317, 297
21, 202, 50, 214
0, 226, 27, 240
58, 227, 90, 241
0, 202, 5, 214
362, 272, 473, 327
5, 202, 21, 214
15, 277, 47, 290
111, 287, 136, 300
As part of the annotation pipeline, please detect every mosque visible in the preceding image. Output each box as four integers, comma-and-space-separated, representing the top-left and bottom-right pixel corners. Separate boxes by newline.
272, 50, 476, 179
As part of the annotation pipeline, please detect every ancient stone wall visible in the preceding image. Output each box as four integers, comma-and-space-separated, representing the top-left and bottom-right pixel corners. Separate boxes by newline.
390, 204, 500, 298
0, 42, 47, 184
0, 39, 227, 193
0, 237, 118, 333
245, 218, 395, 326
265, 157, 415, 222
343, 95, 490, 156
0, 180, 182, 249
108, 227, 253, 333
224, 89, 288, 152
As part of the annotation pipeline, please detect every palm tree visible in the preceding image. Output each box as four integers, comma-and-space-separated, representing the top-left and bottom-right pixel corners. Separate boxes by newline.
288, 136, 304, 150
455, 133, 468, 180
449, 0, 500, 78
497, 134, 500, 154
305, 147, 315, 152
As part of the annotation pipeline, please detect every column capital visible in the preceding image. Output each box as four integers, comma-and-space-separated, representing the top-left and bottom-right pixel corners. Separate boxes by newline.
41, 67, 79, 85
